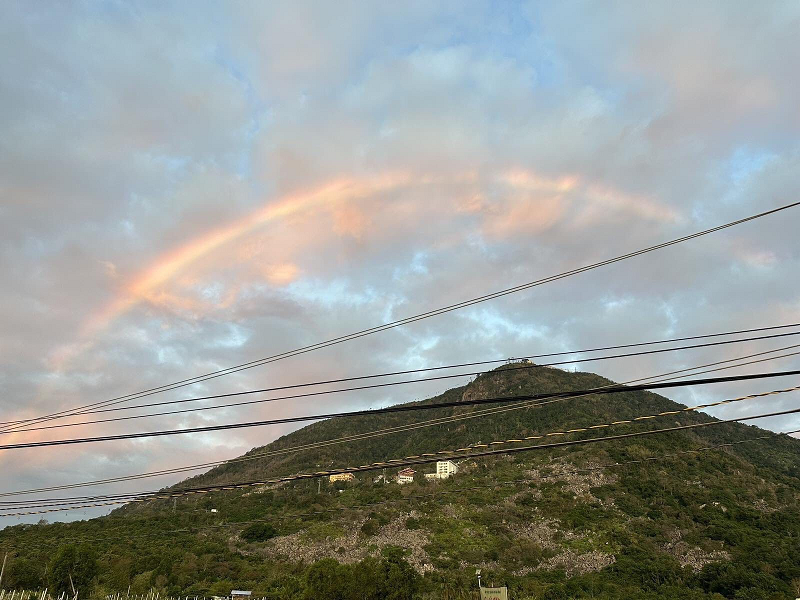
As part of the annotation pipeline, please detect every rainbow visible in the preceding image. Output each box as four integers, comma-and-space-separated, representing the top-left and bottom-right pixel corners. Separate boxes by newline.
80, 172, 413, 340
51, 168, 672, 371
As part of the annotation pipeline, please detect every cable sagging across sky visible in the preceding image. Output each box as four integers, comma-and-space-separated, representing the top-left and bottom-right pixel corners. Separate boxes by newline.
12, 200, 800, 435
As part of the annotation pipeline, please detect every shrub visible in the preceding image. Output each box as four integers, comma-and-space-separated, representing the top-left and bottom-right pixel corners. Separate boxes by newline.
360, 519, 380, 537
241, 522, 277, 542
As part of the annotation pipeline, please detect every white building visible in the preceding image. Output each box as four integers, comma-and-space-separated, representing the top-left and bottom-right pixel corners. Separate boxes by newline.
423, 460, 459, 481
397, 468, 415, 484
436, 460, 459, 479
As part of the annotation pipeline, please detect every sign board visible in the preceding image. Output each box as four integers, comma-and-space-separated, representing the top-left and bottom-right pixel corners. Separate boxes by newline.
480, 587, 508, 600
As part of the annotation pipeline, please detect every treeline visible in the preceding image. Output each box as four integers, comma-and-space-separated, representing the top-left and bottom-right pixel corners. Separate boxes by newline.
0, 546, 419, 600
4, 541, 800, 599
2, 545, 97, 598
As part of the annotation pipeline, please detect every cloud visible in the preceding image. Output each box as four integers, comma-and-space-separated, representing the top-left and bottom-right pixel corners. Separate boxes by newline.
261, 263, 301, 286
1, 2, 799, 526
535, 1, 800, 148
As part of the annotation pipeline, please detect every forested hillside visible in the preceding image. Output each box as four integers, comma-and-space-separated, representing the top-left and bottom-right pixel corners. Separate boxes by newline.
2, 364, 800, 599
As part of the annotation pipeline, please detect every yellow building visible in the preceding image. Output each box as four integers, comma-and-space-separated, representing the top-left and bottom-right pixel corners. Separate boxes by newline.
329, 472, 355, 483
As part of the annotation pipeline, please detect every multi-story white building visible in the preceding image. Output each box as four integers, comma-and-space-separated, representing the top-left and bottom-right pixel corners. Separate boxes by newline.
436, 460, 458, 479
423, 460, 460, 481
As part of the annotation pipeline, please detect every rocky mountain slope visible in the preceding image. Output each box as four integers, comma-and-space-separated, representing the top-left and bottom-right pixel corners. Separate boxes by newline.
2, 364, 800, 599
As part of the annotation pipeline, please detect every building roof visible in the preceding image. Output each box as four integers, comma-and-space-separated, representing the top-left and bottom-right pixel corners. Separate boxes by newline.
398, 467, 415, 475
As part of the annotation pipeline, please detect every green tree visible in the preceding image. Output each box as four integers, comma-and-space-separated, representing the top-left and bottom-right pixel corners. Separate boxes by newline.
107, 557, 133, 592
241, 522, 277, 543
48, 544, 98, 598
359, 519, 380, 537
303, 558, 348, 600
378, 547, 419, 600
348, 558, 382, 599
5, 557, 43, 589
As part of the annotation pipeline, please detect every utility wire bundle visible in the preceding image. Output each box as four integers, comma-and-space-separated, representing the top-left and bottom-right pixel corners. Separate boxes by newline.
1, 200, 800, 527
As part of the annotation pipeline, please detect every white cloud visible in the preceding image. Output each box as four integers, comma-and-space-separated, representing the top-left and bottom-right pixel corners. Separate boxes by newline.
2, 1, 799, 526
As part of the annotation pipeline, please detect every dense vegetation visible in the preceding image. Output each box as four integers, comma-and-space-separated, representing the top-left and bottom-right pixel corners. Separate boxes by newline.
2, 365, 799, 599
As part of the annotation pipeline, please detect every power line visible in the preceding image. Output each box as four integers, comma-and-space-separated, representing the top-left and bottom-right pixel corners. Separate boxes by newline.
7, 331, 800, 436
3, 404, 800, 516
1, 346, 795, 498
2, 369, 800, 452
3, 384, 780, 507
5, 323, 800, 427
3, 427, 796, 538
5, 375, 800, 506
81, 405, 800, 498
12, 201, 798, 433
4, 427, 799, 532
4, 383, 798, 510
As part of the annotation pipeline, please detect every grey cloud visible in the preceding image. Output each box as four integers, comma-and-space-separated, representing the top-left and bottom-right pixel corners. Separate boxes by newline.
2, 2, 799, 527
535, 1, 800, 146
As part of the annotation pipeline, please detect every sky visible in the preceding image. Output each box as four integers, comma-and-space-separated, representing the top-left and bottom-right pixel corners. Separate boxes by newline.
2, 1, 800, 526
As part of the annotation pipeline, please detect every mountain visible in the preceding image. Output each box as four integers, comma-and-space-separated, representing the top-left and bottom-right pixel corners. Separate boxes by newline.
1, 364, 799, 600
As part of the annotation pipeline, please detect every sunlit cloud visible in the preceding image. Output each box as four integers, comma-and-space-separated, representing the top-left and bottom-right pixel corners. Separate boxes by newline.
77, 174, 412, 337
261, 263, 301, 285
44, 168, 678, 374
3, 0, 800, 528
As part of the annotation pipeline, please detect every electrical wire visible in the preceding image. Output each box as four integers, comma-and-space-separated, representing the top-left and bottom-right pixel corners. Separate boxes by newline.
11, 201, 798, 434
5, 328, 800, 435
3, 383, 798, 510
2, 345, 798, 498
2, 404, 800, 517
2, 426, 797, 545
2, 367, 800, 452
3, 426, 799, 542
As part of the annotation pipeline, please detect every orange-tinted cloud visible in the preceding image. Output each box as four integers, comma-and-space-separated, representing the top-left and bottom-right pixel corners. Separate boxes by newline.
262, 263, 300, 285
333, 204, 370, 239
79, 173, 411, 339
501, 169, 580, 193
473, 170, 582, 238
52, 168, 676, 372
